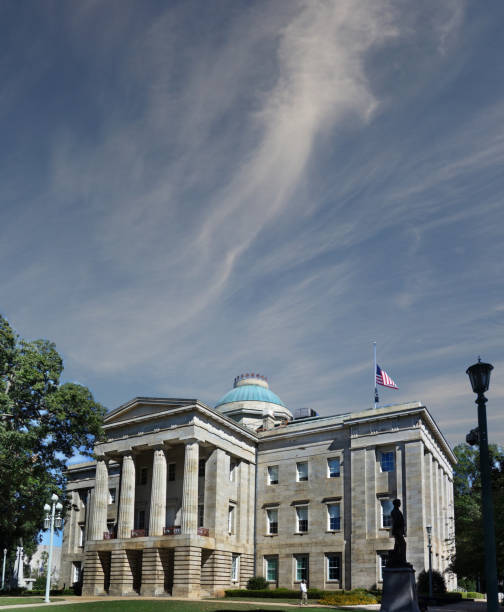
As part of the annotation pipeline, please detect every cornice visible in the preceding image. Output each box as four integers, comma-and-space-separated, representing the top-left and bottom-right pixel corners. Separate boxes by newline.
103, 397, 258, 443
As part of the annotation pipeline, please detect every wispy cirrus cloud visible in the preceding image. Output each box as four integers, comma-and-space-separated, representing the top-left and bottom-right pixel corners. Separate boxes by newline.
2, 0, 503, 447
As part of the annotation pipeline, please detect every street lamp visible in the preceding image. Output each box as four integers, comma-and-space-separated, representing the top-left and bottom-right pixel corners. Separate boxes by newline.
426, 525, 433, 599
466, 358, 498, 612
1, 548, 6, 590
43, 494, 63, 604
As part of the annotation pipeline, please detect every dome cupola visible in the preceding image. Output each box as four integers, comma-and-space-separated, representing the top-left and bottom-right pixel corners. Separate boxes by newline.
215, 373, 292, 430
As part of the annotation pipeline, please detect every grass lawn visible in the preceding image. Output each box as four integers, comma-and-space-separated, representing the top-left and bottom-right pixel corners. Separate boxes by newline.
2, 600, 346, 612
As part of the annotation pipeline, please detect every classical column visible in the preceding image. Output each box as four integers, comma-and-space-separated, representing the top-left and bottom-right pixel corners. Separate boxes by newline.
404, 441, 425, 572
237, 462, 249, 542
432, 458, 439, 561
90, 457, 108, 540
395, 444, 403, 503
181, 440, 199, 534
148, 448, 167, 536
203, 448, 228, 536
117, 453, 135, 539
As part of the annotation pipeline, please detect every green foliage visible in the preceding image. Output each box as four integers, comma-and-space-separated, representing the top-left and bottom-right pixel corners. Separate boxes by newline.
0, 314, 106, 553
319, 589, 378, 605
33, 570, 50, 590
457, 577, 476, 592
225, 587, 375, 603
245, 576, 269, 590
417, 569, 446, 594
450, 443, 504, 587
462, 591, 485, 599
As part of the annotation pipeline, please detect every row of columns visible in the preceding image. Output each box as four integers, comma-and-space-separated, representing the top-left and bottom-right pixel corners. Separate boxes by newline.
424, 451, 455, 574
90, 439, 201, 540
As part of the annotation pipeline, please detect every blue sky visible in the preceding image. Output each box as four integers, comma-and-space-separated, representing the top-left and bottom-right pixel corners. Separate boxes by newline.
1, 0, 503, 449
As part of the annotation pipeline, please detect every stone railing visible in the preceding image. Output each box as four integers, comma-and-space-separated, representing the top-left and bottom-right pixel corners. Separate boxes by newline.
103, 532, 116, 540
131, 529, 147, 538
197, 527, 209, 536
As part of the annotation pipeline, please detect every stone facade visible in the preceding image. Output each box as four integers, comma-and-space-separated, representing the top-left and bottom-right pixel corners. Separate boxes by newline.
61, 385, 456, 597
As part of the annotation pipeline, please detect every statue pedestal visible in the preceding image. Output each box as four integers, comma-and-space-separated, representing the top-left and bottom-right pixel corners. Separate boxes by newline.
380, 567, 421, 612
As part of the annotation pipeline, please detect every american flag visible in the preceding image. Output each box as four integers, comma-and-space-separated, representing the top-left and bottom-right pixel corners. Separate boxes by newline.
376, 365, 398, 389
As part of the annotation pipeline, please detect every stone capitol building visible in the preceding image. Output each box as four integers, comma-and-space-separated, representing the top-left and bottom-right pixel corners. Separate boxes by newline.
61, 373, 456, 597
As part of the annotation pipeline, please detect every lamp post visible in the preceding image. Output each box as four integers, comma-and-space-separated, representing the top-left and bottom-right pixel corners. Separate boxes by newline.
426, 525, 433, 599
1, 548, 6, 590
43, 494, 63, 604
466, 358, 498, 612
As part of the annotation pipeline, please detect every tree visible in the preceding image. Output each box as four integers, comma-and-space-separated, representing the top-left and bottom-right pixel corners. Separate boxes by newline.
0, 315, 105, 554
450, 442, 504, 589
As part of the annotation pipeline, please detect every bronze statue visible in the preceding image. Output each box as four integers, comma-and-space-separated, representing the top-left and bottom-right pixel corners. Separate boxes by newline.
387, 498, 410, 567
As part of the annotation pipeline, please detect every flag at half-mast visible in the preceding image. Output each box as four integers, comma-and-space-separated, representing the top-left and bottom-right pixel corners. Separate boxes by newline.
376, 365, 398, 389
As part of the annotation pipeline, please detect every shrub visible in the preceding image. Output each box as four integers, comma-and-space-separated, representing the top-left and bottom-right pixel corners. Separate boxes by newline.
34, 575, 50, 590
464, 591, 485, 599
226, 587, 377, 602
226, 588, 327, 599
319, 589, 378, 606
246, 576, 269, 590
457, 577, 476, 592
417, 569, 446, 594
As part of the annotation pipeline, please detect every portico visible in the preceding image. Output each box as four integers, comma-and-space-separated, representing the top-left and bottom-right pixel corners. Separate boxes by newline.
79, 398, 256, 597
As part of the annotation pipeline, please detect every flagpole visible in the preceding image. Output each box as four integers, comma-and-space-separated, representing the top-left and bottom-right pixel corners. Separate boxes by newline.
373, 341, 378, 409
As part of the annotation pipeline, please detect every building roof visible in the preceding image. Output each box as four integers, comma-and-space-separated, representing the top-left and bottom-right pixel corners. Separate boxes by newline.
215, 383, 285, 409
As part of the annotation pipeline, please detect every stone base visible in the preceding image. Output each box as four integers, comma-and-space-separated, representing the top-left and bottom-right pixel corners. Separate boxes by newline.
140, 549, 166, 596
380, 567, 421, 612
108, 549, 138, 596
82, 551, 106, 596
172, 546, 201, 598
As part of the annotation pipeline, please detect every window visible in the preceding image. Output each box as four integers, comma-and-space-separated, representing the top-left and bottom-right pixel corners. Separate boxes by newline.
326, 554, 340, 581
230, 460, 237, 482
380, 451, 395, 472
72, 561, 82, 584
268, 465, 279, 485
108, 488, 116, 504
138, 467, 148, 485
199, 459, 206, 477
198, 504, 204, 528
228, 505, 235, 534
107, 521, 115, 537
381, 499, 394, 528
327, 504, 340, 531
265, 556, 278, 582
378, 552, 389, 581
78, 489, 88, 507
296, 462, 308, 482
137, 510, 146, 530
267, 508, 278, 534
231, 553, 240, 582
295, 555, 308, 582
168, 463, 176, 481
165, 505, 176, 527
78, 524, 85, 547
327, 458, 340, 478
296, 505, 308, 532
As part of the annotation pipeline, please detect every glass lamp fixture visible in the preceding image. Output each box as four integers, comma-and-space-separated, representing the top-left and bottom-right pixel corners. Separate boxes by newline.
55, 502, 63, 528
466, 358, 493, 394
43, 504, 51, 529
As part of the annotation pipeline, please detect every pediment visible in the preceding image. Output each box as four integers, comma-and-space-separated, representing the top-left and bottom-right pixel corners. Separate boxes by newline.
104, 397, 198, 428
